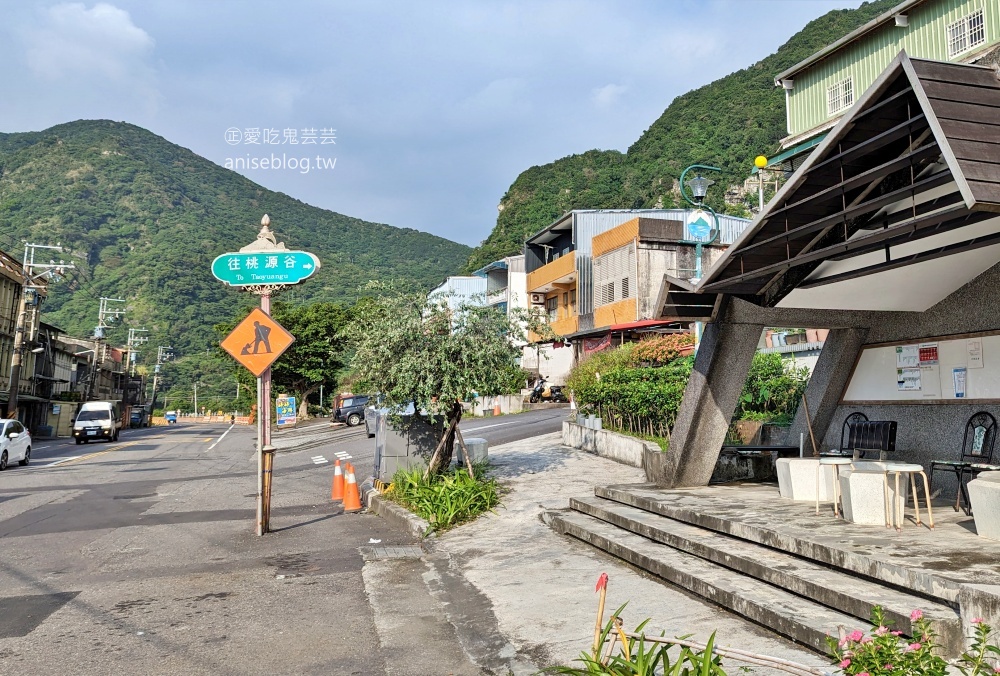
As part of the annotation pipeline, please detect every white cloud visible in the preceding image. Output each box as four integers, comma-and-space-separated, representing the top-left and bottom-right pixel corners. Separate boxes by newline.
24, 3, 154, 81
592, 83, 628, 109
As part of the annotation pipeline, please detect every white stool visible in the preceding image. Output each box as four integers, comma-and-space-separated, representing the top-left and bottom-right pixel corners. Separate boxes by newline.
816, 457, 853, 516
882, 462, 934, 531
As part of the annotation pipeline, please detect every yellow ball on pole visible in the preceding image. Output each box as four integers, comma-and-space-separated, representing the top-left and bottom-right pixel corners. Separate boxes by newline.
754, 155, 768, 169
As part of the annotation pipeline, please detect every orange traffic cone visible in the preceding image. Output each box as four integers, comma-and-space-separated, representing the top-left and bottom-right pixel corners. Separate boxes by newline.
493, 399, 501, 416
331, 459, 345, 502
343, 463, 362, 513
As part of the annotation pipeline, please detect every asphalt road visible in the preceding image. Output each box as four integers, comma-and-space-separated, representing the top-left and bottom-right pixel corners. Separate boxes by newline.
0, 408, 568, 674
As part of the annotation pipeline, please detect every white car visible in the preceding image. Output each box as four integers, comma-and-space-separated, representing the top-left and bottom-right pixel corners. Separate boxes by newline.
0, 419, 31, 470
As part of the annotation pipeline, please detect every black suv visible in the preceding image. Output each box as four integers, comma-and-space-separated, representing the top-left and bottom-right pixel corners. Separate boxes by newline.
334, 395, 370, 426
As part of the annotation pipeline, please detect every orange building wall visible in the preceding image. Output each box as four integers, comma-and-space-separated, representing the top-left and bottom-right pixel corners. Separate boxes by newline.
592, 219, 639, 257
594, 298, 637, 328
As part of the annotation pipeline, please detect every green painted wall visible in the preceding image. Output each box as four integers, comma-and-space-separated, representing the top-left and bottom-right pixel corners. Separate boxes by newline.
787, 0, 1000, 138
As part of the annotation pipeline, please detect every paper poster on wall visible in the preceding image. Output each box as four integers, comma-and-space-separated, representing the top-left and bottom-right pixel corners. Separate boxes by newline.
968, 339, 985, 369
921, 364, 941, 398
896, 345, 919, 368
897, 367, 921, 391
953, 367, 968, 398
919, 342, 939, 365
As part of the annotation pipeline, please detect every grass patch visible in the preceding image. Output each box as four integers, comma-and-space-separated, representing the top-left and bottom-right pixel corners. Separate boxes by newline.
385, 462, 502, 533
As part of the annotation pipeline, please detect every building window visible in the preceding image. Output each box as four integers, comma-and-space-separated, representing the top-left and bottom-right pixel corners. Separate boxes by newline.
569, 288, 577, 311
545, 296, 558, 322
948, 9, 986, 57
826, 77, 854, 116
594, 243, 636, 308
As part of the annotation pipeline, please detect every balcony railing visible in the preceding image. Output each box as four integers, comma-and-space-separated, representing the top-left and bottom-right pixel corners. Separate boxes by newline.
527, 252, 576, 292
487, 289, 508, 306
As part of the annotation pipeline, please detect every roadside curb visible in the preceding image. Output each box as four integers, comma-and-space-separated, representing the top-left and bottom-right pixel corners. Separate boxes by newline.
361, 478, 434, 540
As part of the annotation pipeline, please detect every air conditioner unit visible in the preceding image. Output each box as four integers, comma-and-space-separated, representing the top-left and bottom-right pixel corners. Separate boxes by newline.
530, 293, 545, 305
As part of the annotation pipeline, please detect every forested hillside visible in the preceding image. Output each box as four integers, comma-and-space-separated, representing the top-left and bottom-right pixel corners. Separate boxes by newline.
463, 0, 898, 272
0, 120, 470, 355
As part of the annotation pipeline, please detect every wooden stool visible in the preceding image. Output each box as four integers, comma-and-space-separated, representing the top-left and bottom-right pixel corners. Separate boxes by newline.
816, 457, 853, 516
882, 462, 934, 531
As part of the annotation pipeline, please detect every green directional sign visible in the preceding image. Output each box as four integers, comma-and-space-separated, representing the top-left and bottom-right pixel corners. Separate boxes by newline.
211, 250, 320, 287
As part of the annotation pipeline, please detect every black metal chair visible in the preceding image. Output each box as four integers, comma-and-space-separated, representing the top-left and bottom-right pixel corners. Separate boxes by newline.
847, 420, 896, 461
818, 412, 868, 457
930, 411, 998, 514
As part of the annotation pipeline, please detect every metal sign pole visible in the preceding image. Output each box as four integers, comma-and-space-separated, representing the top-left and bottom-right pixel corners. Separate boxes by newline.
216, 214, 317, 537
256, 373, 264, 536
260, 290, 274, 533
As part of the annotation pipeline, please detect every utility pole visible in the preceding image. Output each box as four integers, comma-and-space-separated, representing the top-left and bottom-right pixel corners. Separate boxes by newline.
126, 328, 148, 377
149, 346, 172, 409
5, 244, 74, 419
87, 297, 127, 403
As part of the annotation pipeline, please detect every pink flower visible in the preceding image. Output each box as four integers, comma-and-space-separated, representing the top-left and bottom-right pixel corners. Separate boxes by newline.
907, 642, 922, 652
839, 659, 851, 668
847, 630, 865, 642
972, 617, 984, 624
858, 672, 870, 676
992, 667, 1000, 674
910, 609, 924, 621
891, 631, 903, 636
874, 625, 889, 636
861, 636, 873, 644
885, 665, 894, 670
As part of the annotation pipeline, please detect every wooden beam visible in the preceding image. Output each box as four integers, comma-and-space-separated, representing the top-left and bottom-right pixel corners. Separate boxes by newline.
807, 114, 927, 176
797, 228, 1000, 289
733, 170, 952, 257
762, 142, 940, 222
704, 206, 996, 291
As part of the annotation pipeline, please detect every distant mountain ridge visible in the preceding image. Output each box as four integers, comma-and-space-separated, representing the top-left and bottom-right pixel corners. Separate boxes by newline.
463, 0, 899, 273
0, 120, 470, 355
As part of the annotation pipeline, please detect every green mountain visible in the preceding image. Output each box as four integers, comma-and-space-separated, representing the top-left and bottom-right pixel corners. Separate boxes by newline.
0, 120, 471, 356
463, 0, 899, 273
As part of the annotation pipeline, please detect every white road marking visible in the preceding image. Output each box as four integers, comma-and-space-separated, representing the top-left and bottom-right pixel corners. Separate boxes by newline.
40, 457, 71, 466
311, 456, 328, 465
462, 420, 521, 432
207, 425, 234, 451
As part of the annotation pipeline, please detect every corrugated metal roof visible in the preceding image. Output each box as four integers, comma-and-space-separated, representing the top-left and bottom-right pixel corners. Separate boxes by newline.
774, 0, 927, 84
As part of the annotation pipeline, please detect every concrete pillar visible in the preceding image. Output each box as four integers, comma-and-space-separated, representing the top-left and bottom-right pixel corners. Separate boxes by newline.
657, 320, 764, 488
787, 327, 868, 454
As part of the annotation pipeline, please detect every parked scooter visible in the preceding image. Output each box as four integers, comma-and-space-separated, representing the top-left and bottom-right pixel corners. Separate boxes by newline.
529, 377, 567, 403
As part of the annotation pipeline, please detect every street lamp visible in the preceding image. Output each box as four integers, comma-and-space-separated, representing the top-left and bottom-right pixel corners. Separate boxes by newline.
685, 174, 715, 203
678, 164, 722, 281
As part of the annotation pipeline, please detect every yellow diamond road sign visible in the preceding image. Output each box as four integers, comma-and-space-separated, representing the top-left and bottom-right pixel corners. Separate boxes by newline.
220, 308, 295, 377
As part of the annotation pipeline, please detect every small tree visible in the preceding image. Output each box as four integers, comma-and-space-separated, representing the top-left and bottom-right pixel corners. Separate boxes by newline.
270, 301, 351, 417
344, 282, 535, 474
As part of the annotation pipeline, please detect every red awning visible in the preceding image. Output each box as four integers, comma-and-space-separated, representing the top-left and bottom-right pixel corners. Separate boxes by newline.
608, 319, 680, 332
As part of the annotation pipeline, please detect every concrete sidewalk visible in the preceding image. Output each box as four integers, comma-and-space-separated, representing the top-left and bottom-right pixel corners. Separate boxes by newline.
421, 432, 826, 673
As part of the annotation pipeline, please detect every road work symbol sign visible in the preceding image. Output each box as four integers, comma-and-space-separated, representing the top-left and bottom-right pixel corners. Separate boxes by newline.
221, 308, 295, 377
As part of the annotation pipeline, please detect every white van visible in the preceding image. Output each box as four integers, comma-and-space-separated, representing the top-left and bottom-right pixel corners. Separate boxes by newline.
72, 401, 123, 444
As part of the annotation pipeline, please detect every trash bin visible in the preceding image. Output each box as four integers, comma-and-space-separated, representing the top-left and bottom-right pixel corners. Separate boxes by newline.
457, 437, 488, 466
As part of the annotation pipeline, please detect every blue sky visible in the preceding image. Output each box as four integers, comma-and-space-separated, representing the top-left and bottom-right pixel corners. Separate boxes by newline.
0, 1, 871, 246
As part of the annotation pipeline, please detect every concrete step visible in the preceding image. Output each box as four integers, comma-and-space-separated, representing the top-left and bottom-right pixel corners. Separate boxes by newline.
595, 484, 964, 603
550, 510, 865, 654
570, 495, 962, 655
